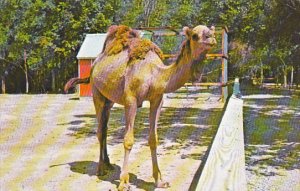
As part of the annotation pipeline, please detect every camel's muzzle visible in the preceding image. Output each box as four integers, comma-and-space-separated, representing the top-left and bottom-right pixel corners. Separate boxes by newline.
205, 37, 217, 46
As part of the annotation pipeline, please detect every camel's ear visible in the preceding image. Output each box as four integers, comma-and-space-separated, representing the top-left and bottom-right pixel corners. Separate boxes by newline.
107, 25, 118, 34
210, 26, 215, 32
183, 26, 192, 38
129, 29, 140, 38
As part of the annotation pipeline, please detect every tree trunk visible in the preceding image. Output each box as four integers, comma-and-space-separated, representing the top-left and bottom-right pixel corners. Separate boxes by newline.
1, 75, 5, 94
143, 0, 156, 27
275, 70, 279, 88
283, 67, 287, 88
24, 50, 29, 93
260, 60, 264, 86
25, 62, 29, 93
296, 65, 299, 88
279, 57, 288, 88
51, 69, 56, 92
290, 66, 294, 89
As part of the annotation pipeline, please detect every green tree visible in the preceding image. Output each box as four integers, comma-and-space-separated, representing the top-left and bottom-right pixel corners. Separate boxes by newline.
0, 0, 120, 93
1, 0, 299, 93
121, 0, 144, 27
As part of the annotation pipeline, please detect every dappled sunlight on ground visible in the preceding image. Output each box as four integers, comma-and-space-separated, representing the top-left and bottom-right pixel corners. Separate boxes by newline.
0, 86, 224, 191
243, 94, 292, 99
242, 87, 300, 191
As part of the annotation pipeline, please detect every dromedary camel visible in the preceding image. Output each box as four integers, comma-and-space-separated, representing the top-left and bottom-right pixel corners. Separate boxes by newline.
65, 24, 216, 190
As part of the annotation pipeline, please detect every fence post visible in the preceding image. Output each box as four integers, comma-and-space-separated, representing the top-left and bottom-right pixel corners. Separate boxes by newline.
233, 77, 241, 98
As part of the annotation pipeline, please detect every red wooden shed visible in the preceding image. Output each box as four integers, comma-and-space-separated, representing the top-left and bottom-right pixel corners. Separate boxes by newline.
76, 33, 107, 96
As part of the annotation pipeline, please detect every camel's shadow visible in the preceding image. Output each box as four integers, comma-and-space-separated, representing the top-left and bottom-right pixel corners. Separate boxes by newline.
67, 161, 155, 190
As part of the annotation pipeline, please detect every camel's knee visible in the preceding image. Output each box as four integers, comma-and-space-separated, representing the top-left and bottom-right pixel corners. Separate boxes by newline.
97, 130, 102, 140
97, 123, 108, 141
124, 134, 134, 150
97, 127, 105, 141
148, 133, 158, 149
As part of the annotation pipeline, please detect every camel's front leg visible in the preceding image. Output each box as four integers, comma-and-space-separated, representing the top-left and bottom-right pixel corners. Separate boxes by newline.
149, 96, 170, 188
118, 100, 137, 191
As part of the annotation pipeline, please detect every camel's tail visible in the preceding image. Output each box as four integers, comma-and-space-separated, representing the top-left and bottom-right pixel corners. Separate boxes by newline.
64, 77, 90, 93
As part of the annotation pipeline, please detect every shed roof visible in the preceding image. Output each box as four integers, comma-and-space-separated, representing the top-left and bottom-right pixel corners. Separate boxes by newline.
77, 33, 107, 59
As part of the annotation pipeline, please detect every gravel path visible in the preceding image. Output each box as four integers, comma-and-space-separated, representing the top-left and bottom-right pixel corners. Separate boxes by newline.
243, 90, 300, 191
0, 87, 224, 191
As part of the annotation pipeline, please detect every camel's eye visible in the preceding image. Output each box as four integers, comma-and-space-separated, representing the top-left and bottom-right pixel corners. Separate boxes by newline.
192, 33, 199, 41
205, 35, 210, 39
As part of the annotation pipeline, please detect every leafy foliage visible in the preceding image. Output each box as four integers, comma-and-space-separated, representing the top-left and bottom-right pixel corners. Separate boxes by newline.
0, 0, 299, 93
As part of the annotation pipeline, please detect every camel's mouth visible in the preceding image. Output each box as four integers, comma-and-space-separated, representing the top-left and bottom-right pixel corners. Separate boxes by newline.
202, 26, 217, 47
203, 38, 217, 50
203, 36, 217, 46
205, 40, 216, 46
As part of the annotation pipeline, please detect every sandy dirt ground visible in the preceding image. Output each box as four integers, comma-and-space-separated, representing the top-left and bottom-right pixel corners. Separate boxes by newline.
0, 87, 224, 191
243, 88, 300, 191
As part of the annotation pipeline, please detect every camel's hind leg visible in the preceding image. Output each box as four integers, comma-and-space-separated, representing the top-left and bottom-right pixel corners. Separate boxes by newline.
92, 88, 114, 176
149, 96, 170, 188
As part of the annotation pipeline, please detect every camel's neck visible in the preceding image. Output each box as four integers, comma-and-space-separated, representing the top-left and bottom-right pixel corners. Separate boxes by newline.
164, 43, 206, 93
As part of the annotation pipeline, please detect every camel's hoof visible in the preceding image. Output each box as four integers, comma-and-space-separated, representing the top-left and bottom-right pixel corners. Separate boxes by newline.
96, 171, 106, 176
97, 162, 114, 176
104, 157, 111, 164
156, 181, 170, 188
105, 163, 114, 170
118, 183, 131, 191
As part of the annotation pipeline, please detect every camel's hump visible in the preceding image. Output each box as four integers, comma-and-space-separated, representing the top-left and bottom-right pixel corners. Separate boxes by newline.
104, 25, 163, 61
128, 38, 163, 61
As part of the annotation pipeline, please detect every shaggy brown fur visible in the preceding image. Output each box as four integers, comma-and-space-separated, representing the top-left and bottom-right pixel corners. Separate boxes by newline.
104, 25, 133, 55
128, 38, 164, 61
103, 25, 163, 61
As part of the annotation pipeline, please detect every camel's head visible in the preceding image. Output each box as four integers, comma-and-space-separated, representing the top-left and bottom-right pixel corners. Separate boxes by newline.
183, 25, 216, 57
